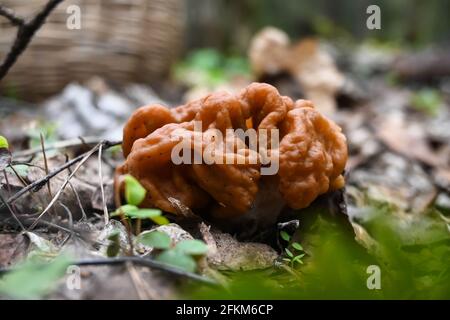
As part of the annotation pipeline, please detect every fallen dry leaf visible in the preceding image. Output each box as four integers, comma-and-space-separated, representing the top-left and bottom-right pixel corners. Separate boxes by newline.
376, 113, 443, 167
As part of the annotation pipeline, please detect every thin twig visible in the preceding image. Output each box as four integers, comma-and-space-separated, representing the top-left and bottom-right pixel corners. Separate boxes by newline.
0, 213, 94, 245
126, 262, 151, 300
2, 169, 27, 227
40, 133, 53, 198
7, 164, 29, 188
3, 170, 12, 194
58, 202, 74, 245
67, 181, 87, 220
13, 136, 111, 158
62, 150, 87, 220
98, 144, 109, 226
0, 184, 25, 231
9, 162, 44, 171
18, 217, 95, 244
27, 142, 104, 230
9, 161, 60, 214
0, 0, 65, 81
0, 140, 121, 210
6, 163, 48, 213
0, 5, 24, 26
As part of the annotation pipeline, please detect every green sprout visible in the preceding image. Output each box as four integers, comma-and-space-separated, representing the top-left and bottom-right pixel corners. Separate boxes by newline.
410, 88, 443, 116
111, 175, 169, 233
280, 230, 305, 268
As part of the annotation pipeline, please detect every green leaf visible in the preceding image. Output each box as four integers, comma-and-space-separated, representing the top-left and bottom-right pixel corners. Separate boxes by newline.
156, 249, 197, 273
0, 135, 8, 149
110, 204, 139, 217
120, 204, 139, 214
175, 239, 208, 256
124, 175, 146, 206
126, 208, 162, 220
280, 231, 290, 242
282, 258, 292, 263
150, 215, 170, 225
293, 253, 305, 260
0, 255, 71, 299
410, 88, 443, 116
285, 248, 294, 258
292, 255, 304, 265
292, 242, 304, 251
107, 145, 122, 157
137, 231, 171, 249
112, 205, 162, 219
111, 204, 168, 224
106, 230, 121, 257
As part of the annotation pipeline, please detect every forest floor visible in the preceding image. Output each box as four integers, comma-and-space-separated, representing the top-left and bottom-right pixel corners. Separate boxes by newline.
0, 41, 449, 299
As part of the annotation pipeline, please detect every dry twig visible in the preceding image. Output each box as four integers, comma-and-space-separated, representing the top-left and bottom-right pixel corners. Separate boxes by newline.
0, 5, 24, 26
0, 140, 121, 211
0, 185, 25, 230
27, 141, 109, 230
98, 143, 109, 225
13, 136, 111, 158
0, 0, 65, 81
40, 133, 53, 198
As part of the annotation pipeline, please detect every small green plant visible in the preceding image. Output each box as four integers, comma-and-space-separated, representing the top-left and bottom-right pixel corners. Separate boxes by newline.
410, 88, 443, 116
136, 230, 208, 272
106, 144, 123, 157
173, 48, 250, 88
111, 175, 169, 233
106, 230, 121, 257
280, 230, 305, 268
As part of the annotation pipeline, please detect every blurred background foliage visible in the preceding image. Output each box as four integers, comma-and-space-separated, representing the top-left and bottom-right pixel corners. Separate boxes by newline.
185, 0, 449, 53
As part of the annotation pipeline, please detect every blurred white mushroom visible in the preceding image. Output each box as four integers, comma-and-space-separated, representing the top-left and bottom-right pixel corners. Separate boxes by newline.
248, 27, 345, 115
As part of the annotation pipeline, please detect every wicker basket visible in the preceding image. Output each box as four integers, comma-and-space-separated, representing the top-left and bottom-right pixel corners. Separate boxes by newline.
0, 0, 185, 101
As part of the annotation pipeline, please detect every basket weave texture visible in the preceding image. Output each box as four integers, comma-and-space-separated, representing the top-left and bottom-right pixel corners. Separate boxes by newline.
0, 0, 185, 101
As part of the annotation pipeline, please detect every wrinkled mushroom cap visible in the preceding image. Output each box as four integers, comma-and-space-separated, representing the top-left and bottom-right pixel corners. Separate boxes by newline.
116, 83, 347, 218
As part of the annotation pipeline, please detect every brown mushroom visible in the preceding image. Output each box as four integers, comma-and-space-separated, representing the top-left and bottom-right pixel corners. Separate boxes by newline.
116, 83, 347, 221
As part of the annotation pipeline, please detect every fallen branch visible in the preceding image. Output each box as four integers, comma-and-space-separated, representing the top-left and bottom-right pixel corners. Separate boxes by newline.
0, 0, 65, 81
